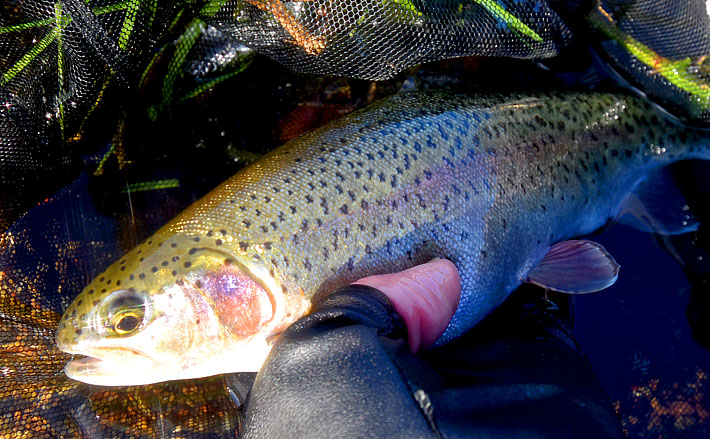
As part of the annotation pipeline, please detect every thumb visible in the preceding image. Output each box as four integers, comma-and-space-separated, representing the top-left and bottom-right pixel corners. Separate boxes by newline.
352, 259, 461, 352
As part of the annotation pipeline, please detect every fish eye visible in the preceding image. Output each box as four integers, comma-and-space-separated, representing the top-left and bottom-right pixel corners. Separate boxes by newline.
99, 289, 150, 336
112, 311, 142, 335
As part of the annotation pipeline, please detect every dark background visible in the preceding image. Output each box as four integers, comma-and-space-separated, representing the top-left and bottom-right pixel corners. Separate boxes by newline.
577, 221, 709, 437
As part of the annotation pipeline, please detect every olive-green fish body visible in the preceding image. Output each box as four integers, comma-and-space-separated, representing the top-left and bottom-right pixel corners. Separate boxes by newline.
56, 91, 709, 385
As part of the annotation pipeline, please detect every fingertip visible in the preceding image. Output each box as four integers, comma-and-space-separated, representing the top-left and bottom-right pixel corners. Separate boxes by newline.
352, 259, 461, 352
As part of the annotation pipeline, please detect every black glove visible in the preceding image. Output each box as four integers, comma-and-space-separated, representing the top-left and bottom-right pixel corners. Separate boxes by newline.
240, 284, 624, 439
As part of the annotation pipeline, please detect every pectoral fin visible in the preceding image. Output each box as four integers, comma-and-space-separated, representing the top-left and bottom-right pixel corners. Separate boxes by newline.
525, 240, 620, 294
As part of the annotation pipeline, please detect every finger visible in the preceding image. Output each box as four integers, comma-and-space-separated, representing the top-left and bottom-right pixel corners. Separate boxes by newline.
352, 259, 461, 352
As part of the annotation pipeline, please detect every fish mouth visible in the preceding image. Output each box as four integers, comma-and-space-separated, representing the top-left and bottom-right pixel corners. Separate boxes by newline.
64, 337, 276, 385
64, 348, 160, 386
65, 355, 105, 375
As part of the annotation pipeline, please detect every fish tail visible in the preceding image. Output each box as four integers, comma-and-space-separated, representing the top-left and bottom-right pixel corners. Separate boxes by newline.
674, 124, 710, 162
616, 122, 710, 236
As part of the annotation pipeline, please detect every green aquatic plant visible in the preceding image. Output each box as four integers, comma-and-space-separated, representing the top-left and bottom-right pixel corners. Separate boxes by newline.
1, 0, 251, 146
0, 0, 250, 177
120, 179, 181, 193
383, 0, 424, 20
0, 1, 147, 85
0, 0, 153, 138
142, 1, 253, 116
588, 2, 710, 117
470, 0, 543, 44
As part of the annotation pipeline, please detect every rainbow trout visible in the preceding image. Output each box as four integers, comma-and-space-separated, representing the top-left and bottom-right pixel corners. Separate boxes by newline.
56, 91, 709, 385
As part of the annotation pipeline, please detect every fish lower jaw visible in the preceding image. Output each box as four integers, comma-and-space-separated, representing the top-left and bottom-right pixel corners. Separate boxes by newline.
165, 336, 276, 380
63, 337, 273, 386
64, 353, 160, 386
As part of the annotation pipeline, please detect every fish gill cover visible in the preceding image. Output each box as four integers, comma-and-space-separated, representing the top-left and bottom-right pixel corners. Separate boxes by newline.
0, 0, 708, 438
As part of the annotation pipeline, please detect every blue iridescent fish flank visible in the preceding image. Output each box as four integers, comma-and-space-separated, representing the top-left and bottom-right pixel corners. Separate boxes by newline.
57, 91, 710, 385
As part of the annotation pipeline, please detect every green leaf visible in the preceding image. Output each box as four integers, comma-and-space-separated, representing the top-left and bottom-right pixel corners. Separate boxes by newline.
472, 0, 543, 44
588, 4, 710, 115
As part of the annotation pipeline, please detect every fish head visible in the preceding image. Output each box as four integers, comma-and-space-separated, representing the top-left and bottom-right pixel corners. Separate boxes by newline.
55, 233, 301, 386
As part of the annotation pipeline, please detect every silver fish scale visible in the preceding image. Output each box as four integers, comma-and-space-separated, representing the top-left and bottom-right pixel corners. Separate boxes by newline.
163, 90, 704, 343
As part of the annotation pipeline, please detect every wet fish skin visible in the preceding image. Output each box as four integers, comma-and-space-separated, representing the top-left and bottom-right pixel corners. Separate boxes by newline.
56, 91, 709, 385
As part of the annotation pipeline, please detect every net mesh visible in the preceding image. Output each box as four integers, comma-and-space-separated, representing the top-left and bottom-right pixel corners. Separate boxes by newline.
587, 0, 710, 125
0, 0, 709, 438
0, 0, 574, 230
212, 0, 572, 79
0, 175, 246, 438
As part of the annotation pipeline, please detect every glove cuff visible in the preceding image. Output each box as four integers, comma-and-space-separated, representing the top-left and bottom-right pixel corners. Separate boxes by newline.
289, 284, 408, 341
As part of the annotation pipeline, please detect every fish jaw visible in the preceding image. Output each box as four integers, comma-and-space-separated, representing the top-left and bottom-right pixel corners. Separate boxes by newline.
63, 348, 160, 386
62, 336, 273, 386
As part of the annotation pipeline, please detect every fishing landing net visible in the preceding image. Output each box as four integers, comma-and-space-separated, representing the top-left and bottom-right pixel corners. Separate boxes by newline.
584, 0, 710, 124
0, 0, 709, 438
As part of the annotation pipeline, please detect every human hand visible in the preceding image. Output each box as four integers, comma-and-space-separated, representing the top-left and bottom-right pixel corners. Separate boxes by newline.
240, 259, 462, 439
239, 259, 624, 439
352, 258, 461, 352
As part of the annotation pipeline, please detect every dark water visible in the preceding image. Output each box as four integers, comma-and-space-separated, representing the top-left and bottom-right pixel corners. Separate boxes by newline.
576, 223, 709, 437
